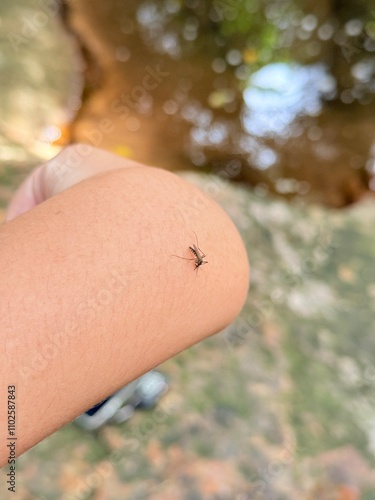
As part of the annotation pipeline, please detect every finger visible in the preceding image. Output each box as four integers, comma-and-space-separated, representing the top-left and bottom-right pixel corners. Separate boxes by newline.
5, 144, 143, 221
5, 165, 44, 222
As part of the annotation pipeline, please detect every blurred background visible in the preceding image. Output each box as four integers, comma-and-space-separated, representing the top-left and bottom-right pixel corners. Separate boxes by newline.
1, 0, 375, 498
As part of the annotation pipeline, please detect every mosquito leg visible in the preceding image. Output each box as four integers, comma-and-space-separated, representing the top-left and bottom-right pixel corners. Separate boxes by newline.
171, 255, 195, 261
192, 231, 204, 254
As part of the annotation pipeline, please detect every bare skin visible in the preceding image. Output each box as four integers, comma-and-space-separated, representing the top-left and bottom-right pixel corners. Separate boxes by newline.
0, 145, 249, 465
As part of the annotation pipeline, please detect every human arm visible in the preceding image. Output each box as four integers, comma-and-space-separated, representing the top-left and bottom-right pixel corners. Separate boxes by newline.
0, 145, 249, 464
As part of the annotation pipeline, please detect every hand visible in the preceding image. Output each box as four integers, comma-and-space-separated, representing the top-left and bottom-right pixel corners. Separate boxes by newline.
6, 144, 143, 220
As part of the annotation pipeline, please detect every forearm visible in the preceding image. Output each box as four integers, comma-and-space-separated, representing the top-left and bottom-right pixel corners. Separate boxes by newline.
0, 165, 249, 464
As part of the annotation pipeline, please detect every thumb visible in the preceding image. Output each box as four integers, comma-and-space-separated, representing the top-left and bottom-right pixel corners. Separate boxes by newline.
5, 145, 141, 222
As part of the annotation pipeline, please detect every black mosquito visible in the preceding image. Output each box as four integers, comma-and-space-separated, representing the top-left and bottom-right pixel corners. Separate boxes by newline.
172, 232, 208, 271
